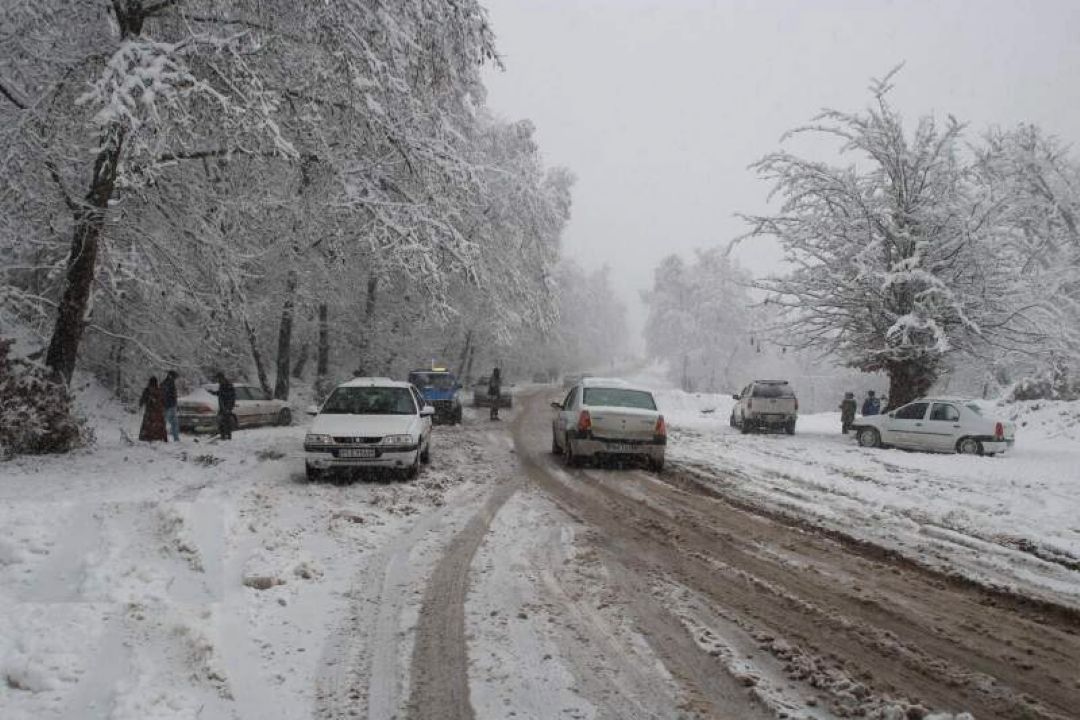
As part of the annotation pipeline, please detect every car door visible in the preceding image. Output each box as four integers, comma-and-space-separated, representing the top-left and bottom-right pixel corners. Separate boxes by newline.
231, 386, 255, 426
411, 386, 432, 445
883, 402, 931, 448
555, 387, 577, 440
926, 402, 962, 452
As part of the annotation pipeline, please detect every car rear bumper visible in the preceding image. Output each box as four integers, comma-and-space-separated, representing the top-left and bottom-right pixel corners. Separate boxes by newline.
746, 413, 796, 427
976, 439, 1012, 454
304, 444, 418, 469
179, 414, 219, 432
572, 437, 665, 460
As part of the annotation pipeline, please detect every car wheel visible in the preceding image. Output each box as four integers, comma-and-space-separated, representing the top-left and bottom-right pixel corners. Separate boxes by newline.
552, 431, 561, 455
404, 451, 421, 480
649, 456, 665, 473
564, 434, 582, 468
305, 463, 321, 482
857, 427, 881, 448
278, 408, 292, 427
729, 413, 737, 428
740, 415, 751, 434
420, 438, 431, 464
957, 437, 982, 455
784, 420, 796, 435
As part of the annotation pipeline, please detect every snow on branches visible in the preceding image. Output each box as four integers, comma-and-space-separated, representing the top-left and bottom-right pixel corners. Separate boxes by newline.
739, 71, 1056, 408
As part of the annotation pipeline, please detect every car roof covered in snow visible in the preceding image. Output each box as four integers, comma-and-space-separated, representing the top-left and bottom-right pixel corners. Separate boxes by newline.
914, 396, 980, 404
580, 377, 653, 393
338, 377, 407, 388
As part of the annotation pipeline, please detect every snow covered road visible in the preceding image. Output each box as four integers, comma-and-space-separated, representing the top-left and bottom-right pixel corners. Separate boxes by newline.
4, 389, 1080, 719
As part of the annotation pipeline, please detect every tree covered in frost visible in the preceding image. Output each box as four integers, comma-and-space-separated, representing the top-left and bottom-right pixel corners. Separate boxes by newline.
0, 0, 593, 452
642, 250, 753, 392
739, 71, 1050, 409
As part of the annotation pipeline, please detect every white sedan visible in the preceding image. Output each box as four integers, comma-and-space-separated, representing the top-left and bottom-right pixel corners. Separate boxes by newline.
178, 383, 292, 433
303, 378, 434, 481
852, 397, 1015, 456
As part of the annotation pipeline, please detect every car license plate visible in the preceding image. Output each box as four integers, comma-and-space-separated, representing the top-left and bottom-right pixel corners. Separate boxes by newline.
608, 443, 636, 453
339, 448, 376, 459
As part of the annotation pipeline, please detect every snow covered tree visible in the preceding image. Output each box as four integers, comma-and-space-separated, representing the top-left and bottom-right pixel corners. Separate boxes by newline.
739, 70, 1045, 409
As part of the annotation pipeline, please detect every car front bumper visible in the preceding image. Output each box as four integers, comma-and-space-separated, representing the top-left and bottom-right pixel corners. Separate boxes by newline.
304, 443, 419, 469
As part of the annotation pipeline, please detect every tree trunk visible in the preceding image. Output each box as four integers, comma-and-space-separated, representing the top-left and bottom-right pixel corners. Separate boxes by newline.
293, 342, 309, 379
315, 303, 329, 398
463, 344, 476, 384
44, 126, 125, 384
243, 316, 272, 396
884, 359, 937, 412
456, 331, 472, 376
273, 268, 298, 399
357, 272, 378, 371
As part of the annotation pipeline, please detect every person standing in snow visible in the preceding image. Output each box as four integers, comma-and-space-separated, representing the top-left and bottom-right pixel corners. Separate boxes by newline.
161, 370, 180, 442
138, 376, 168, 442
839, 392, 857, 434
861, 390, 881, 416
488, 368, 502, 421
210, 372, 237, 439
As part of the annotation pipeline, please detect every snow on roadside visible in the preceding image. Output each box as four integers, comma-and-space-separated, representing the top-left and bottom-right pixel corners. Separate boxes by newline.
0, 383, 483, 720
647, 385, 1080, 608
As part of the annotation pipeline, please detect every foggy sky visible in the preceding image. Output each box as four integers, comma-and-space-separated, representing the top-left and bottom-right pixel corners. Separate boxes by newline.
480, 0, 1080, 338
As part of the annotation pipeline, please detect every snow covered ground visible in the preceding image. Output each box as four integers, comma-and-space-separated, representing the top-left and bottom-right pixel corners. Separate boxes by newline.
648, 383, 1080, 609
0, 386, 490, 720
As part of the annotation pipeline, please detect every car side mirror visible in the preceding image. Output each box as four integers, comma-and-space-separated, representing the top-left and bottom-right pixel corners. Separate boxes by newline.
732, 394, 740, 400
420, 406, 435, 417
306, 405, 319, 416
550, 402, 563, 410
888, 412, 895, 419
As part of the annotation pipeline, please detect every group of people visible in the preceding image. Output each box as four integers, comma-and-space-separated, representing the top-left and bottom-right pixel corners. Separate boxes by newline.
839, 390, 884, 434
138, 372, 236, 442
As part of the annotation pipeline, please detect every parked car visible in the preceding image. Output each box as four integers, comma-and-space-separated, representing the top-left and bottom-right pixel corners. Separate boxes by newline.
303, 377, 434, 481
730, 380, 798, 434
852, 397, 1015, 456
551, 378, 666, 471
178, 383, 292, 433
472, 376, 513, 409
407, 368, 463, 425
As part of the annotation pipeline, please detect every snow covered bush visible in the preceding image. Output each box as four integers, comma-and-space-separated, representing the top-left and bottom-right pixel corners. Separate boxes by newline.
0, 339, 86, 458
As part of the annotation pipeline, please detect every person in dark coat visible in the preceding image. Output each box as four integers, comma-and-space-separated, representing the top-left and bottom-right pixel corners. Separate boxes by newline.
138, 376, 168, 442
839, 392, 857, 434
861, 390, 881, 416
488, 368, 502, 421
209, 372, 237, 439
162, 370, 180, 441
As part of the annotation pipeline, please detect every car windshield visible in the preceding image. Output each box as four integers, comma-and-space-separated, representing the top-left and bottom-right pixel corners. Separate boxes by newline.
583, 388, 657, 410
965, 403, 983, 416
409, 373, 455, 390
321, 387, 416, 415
752, 383, 794, 398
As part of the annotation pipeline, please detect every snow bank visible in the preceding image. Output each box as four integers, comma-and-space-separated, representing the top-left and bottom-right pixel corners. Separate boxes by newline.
657, 387, 1080, 608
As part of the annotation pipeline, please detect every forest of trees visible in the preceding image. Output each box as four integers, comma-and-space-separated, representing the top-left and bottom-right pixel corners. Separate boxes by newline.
0, 0, 625, 455
646, 71, 1080, 410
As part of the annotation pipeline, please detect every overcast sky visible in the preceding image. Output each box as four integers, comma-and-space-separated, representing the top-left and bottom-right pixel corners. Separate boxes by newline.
480, 0, 1080, 335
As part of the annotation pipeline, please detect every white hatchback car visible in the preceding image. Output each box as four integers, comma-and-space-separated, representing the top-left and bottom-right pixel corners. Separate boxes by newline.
303, 378, 434, 481
852, 397, 1015, 456
551, 378, 667, 471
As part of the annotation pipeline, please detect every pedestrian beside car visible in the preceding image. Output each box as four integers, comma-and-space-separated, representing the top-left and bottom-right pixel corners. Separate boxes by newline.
138, 376, 168, 442
839, 392, 857, 434
209, 373, 237, 439
861, 390, 881, 416
161, 370, 180, 442
488, 368, 502, 421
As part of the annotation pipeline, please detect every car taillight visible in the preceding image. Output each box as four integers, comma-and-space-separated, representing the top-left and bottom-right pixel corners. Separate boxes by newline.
747, 399, 752, 410
577, 410, 592, 434
655, 415, 667, 438
995, 422, 1004, 440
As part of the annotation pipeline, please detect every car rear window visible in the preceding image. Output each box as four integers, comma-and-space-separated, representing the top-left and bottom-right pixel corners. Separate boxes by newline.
751, 383, 794, 398
582, 388, 657, 410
